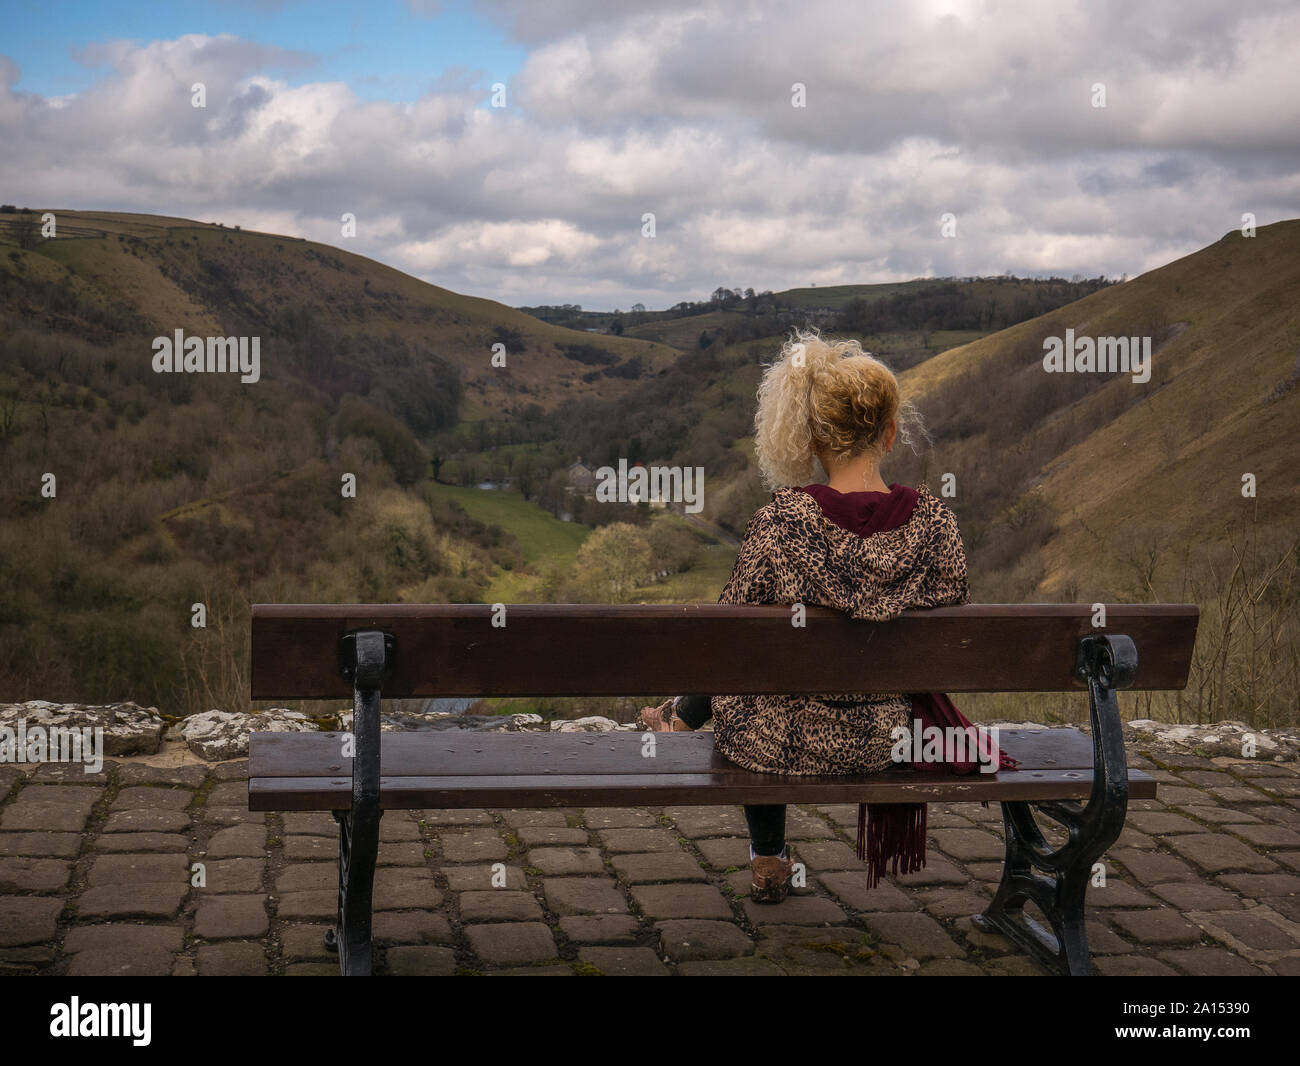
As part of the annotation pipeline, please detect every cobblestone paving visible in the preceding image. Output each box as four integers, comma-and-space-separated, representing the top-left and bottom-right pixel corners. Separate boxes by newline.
2, 749, 1299, 976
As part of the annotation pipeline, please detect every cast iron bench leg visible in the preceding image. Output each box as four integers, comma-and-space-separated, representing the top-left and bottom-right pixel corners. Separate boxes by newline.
324, 630, 394, 976
973, 633, 1137, 976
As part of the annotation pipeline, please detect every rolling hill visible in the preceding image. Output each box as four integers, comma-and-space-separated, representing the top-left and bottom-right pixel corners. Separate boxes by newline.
894, 221, 1300, 579
0, 209, 679, 418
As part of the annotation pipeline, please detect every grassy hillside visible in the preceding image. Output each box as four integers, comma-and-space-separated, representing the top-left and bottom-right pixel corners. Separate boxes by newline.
773, 280, 945, 310
423, 482, 589, 602
894, 221, 1300, 571
622, 309, 745, 347
0, 209, 678, 416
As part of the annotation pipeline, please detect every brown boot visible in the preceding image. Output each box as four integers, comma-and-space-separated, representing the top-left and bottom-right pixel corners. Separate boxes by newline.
750, 848, 794, 904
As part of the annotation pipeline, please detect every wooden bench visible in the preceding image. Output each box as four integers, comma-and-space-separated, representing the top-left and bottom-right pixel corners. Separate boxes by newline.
248, 602, 1198, 977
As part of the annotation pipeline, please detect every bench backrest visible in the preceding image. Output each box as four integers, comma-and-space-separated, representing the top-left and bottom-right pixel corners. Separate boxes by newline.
250, 603, 1198, 700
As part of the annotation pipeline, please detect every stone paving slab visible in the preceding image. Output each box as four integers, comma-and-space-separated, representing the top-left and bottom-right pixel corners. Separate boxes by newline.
1, 743, 1298, 976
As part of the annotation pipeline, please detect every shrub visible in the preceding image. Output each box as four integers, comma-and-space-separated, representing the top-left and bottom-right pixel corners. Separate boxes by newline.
335, 395, 429, 485
571, 522, 653, 603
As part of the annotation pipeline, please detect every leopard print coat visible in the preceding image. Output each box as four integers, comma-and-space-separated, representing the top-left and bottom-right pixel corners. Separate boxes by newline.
709, 485, 969, 776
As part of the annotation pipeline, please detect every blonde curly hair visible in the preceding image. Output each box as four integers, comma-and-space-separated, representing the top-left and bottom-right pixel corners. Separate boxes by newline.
753, 327, 921, 489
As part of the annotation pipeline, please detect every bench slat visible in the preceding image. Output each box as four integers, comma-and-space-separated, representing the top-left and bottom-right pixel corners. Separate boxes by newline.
248, 769, 1156, 810
250, 603, 1197, 699
247, 729, 1156, 810
248, 728, 1104, 778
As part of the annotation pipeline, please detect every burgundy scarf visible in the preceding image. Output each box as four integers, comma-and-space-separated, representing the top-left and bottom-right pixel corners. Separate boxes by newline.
797, 484, 1017, 886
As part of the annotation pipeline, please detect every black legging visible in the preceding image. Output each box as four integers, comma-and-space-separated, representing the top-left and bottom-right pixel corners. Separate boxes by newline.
675, 695, 787, 857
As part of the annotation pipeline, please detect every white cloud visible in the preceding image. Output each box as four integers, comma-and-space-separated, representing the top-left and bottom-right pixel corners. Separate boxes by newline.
0, 2, 1297, 309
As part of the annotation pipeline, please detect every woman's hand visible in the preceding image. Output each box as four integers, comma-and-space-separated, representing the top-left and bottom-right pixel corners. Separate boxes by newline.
638, 698, 693, 732
639, 698, 675, 732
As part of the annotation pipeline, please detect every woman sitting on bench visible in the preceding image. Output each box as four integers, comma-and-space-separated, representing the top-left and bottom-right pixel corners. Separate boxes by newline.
641, 327, 1002, 902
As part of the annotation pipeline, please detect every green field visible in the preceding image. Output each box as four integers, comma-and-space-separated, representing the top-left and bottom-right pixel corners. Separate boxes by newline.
633, 543, 737, 603
426, 482, 588, 565
424, 481, 590, 602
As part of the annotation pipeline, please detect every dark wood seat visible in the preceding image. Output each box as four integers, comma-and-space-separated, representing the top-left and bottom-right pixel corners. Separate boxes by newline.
249, 728, 1156, 810
247, 602, 1198, 977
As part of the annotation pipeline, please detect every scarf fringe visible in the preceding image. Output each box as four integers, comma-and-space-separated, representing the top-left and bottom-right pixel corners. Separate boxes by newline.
852, 721, 1018, 888
857, 802, 928, 887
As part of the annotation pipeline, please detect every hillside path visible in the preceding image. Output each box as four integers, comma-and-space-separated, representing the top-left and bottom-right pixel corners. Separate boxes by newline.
671, 505, 741, 550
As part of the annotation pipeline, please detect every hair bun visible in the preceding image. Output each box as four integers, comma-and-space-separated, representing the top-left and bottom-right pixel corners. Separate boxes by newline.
753, 327, 921, 490
788, 334, 840, 380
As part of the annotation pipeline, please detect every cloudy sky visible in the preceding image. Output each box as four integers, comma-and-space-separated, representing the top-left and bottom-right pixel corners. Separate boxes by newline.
4, 0, 1299, 310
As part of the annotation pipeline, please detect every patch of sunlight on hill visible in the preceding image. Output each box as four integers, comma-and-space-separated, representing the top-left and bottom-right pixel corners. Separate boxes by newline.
46, 236, 220, 334
481, 567, 546, 603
